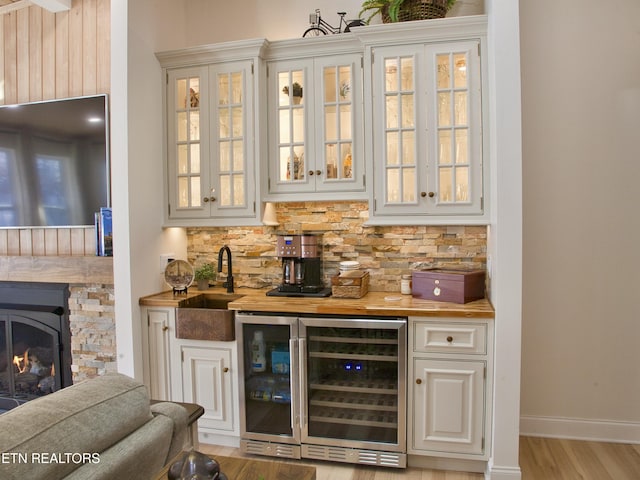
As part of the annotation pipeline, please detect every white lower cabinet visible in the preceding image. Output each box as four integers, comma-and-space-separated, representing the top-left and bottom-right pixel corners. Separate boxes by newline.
408, 317, 493, 461
179, 344, 235, 432
141, 306, 239, 442
143, 307, 173, 401
412, 358, 485, 454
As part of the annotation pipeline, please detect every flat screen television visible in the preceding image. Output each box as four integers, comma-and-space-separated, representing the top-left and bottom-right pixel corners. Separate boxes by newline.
0, 94, 110, 227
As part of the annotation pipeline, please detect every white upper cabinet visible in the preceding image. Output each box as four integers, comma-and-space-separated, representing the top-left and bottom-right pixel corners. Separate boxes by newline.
264, 36, 366, 200
158, 40, 266, 226
157, 18, 489, 225
359, 17, 488, 225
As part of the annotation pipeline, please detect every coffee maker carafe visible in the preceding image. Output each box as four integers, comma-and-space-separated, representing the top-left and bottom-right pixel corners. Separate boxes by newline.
267, 234, 331, 297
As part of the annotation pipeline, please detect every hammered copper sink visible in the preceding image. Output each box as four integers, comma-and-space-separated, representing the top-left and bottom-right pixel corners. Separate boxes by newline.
175, 293, 242, 341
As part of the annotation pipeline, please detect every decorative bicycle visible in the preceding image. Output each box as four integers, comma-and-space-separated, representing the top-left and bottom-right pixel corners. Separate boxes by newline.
302, 9, 365, 37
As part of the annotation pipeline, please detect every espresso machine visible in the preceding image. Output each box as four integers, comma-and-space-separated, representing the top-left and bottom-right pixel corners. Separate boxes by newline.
267, 234, 331, 297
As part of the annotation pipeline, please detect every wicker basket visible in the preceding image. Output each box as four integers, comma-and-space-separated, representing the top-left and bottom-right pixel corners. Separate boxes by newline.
382, 0, 448, 23
331, 271, 370, 299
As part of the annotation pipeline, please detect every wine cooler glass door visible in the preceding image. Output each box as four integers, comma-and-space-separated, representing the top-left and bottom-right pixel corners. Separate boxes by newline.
237, 315, 300, 444
300, 317, 406, 452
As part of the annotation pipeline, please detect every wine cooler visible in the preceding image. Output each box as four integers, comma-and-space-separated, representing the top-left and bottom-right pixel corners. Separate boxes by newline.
236, 313, 407, 468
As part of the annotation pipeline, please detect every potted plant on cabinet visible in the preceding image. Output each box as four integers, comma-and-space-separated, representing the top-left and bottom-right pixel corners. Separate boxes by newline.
194, 263, 215, 290
282, 82, 303, 104
360, 0, 456, 24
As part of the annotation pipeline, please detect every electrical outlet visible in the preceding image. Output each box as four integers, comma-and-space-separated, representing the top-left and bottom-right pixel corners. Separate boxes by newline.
160, 253, 175, 274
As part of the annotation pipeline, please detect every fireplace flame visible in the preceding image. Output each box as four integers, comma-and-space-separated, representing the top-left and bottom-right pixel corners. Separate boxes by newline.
13, 350, 29, 374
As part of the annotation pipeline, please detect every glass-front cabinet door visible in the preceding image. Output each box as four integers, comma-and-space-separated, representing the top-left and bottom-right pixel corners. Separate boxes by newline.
314, 55, 364, 193
210, 60, 255, 218
267, 54, 364, 198
270, 61, 308, 192
371, 41, 483, 219
167, 66, 210, 219
426, 42, 482, 215
166, 61, 255, 221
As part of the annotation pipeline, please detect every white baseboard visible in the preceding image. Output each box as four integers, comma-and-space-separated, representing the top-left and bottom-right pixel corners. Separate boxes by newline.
520, 415, 640, 444
485, 460, 522, 480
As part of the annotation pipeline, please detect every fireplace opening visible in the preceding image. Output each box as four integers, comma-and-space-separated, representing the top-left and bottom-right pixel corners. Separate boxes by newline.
0, 282, 72, 412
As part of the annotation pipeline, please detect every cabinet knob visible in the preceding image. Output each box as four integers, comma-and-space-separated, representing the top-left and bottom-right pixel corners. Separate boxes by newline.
308, 170, 314, 176
162, 326, 169, 332
203, 196, 216, 203
428, 192, 435, 198
420, 192, 427, 197
315, 170, 322, 176
416, 378, 422, 385
223, 367, 229, 373
446, 336, 453, 343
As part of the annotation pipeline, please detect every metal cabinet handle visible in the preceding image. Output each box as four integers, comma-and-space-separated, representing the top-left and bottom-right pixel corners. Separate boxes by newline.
420, 192, 427, 197
223, 367, 229, 373
162, 326, 169, 332
416, 378, 422, 385
315, 170, 322, 176
446, 336, 453, 343
428, 192, 435, 198
308, 170, 314, 176
203, 196, 216, 202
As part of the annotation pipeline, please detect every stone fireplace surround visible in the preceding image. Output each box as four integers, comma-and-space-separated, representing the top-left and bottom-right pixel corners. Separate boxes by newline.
0, 253, 117, 386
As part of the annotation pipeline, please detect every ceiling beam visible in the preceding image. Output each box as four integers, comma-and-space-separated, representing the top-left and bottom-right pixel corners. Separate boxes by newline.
30, 0, 71, 12
0, 0, 71, 15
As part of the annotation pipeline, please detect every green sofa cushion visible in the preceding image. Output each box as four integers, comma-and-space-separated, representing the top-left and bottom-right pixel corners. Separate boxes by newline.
0, 373, 154, 479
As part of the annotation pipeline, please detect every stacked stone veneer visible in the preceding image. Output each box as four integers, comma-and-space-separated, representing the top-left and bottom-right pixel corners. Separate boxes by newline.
188, 201, 487, 292
68, 284, 117, 382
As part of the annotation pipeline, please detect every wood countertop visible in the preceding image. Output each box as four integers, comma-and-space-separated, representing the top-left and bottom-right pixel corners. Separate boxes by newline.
140, 287, 494, 318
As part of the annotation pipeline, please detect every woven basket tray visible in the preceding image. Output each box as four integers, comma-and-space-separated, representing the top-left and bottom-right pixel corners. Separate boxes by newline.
382, 0, 448, 23
331, 271, 370, 298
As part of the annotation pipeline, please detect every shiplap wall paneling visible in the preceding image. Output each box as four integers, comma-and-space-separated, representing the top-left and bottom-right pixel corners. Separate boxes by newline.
1, 0, 110, 104
0, 0, 110, 256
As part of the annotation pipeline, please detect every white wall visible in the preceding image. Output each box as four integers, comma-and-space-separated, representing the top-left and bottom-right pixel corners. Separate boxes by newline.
111, 0, 189, 380
519, 0, 640, 441
183, 0, 484, 44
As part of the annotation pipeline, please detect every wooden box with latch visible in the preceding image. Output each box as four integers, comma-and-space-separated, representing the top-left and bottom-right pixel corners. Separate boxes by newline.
412, 269, 485, 304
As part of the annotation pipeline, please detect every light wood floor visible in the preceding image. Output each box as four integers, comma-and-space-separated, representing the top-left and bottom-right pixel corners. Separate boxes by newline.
199, 437, 640, 480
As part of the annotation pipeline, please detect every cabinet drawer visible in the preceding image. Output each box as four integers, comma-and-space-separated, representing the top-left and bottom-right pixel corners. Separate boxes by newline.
413, 322, 487, 355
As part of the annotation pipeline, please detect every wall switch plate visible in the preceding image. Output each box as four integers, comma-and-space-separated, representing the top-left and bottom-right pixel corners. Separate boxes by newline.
160, 253, 175, 274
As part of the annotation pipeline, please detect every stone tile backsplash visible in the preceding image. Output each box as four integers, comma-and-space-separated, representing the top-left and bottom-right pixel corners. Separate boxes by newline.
68, 284, 117, 381
188, 201, 486, 292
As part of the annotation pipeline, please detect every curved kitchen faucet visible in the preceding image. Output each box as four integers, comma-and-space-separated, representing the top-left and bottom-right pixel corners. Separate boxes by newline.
217, 245, 234, 293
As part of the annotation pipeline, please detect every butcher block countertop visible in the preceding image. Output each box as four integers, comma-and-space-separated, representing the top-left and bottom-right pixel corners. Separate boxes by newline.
140, 287, 494, 318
